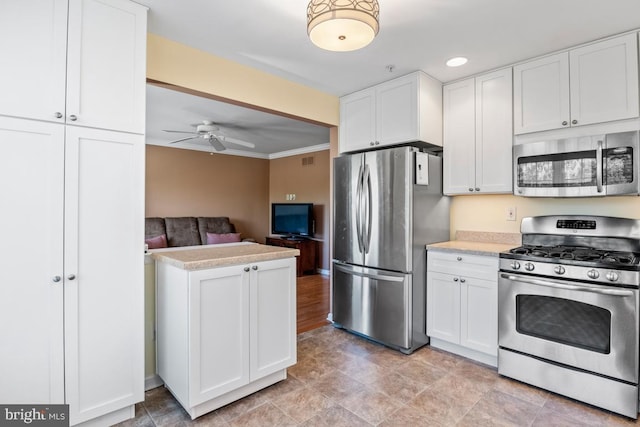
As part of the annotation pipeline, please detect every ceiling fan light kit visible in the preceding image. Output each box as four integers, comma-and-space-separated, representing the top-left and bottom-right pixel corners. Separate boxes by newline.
307, 0, 379, 52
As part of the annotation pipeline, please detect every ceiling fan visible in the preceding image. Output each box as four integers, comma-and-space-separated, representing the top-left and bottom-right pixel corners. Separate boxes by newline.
163, 120, 256, 152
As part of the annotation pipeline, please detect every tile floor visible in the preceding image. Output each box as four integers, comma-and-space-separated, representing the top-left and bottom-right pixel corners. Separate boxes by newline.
116, 325, 640, 426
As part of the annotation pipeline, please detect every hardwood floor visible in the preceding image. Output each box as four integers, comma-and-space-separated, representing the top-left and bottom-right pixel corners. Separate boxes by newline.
296, 274, 330, 334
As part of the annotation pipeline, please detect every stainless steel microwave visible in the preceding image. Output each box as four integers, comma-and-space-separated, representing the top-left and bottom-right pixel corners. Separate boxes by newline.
513, 131, 640, 197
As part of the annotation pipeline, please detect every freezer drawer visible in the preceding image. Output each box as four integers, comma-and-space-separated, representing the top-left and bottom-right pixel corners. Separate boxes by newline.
332, 262, 411, 350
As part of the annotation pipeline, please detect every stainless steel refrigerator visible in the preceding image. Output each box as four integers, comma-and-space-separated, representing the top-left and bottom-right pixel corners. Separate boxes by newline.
332, 146, 450, 353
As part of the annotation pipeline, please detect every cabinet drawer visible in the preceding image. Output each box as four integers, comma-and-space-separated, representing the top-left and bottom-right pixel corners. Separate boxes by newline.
427, 250, 498, 281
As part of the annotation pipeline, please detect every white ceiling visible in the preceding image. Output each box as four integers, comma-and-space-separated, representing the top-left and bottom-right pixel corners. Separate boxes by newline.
145, 84, 330, 158
139, 0, 640, 156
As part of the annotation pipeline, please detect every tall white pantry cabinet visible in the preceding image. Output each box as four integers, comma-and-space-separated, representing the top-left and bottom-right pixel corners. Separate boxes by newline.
0, 1, 147, 426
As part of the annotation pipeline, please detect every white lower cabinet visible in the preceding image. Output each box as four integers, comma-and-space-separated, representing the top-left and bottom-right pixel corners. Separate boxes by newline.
0, 116, 145, 426
156, 257, 297, 419
427, 250, 498, 366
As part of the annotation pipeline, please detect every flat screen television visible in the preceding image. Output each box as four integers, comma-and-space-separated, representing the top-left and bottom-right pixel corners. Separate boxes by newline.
271, 203, 314, 238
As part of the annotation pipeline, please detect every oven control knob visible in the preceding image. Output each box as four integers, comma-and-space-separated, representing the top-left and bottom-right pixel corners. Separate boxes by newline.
605, 272, 619, 282
554, 266, 565, 275
510, 261, 521, 270
587, 269, 599, 279
524, 263, 535, 271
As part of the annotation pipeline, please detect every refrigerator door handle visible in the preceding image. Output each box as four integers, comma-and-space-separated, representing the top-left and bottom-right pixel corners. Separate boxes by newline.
334, 262, 405, 282
363, 163, 372, 254
355, 163, 364, 253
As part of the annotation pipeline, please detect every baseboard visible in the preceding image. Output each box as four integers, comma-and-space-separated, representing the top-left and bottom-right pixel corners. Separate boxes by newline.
145, 374, 164, 391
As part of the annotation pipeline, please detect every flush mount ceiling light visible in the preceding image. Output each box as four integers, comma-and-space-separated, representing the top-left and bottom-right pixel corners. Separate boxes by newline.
307, 0, 380, 52
446, 57, 468, 67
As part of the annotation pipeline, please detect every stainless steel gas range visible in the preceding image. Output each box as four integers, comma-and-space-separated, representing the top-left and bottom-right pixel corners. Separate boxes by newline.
498, 215, 640, 418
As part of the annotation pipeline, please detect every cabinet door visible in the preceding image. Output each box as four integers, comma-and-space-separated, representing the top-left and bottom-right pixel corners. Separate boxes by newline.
66, 0, 147, 133
513, 52, 570, 134
460, 277, 497, 356
426, 272, 460, 344
64, 127, 144, 425
0, 0, 67, 123
250, 258, 297, 380
189, 265, 250, 405
376, 74, 418, 146
569, 33, 639, 127
443, 78, 476, 195
339, 88, 376, 153
0, 118, 65, 404
475, 68, 513, 194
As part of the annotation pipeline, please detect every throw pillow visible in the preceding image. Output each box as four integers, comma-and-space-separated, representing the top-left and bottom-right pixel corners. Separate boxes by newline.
145, 234, 168, 249
207, 232, 241, 244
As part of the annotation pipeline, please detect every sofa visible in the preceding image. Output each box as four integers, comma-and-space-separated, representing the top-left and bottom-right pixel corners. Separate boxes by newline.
145, 216, 246, 248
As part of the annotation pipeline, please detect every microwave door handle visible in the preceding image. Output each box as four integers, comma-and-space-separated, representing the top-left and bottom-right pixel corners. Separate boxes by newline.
500, 273, 634, 297
596, 139, 604, 193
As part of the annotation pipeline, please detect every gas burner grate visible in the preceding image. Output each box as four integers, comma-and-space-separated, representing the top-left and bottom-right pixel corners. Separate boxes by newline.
508, 245, 639, 268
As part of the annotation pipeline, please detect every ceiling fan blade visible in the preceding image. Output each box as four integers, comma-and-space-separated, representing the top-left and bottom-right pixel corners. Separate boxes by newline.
208, 136, 226, 151
169, 136, 198, 144
222, 136, 255, 149
163, 129, 198, 134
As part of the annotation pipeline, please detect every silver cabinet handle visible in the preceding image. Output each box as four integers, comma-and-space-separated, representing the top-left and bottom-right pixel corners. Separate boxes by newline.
69, 115, 77, 121
475, 187, 480, 192
52, 276, 61, 283
460, 278, 466, 283
252, 265, 258, 271
369, 142, 375, 146
453, 277, 459, 282
468, 188, 474, 192
572, 119, 578, 125
67, 274, 76, 280
456, 256, 462, 261
562, 121, 568, 126
55, 112, 63, 119
244, 267, 250, 272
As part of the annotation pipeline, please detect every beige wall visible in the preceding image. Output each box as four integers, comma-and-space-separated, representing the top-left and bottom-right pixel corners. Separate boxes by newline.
147, 34, 339, 127
450, 194, 640, 238
145, 145, 270, 242
269, 150, 331, 270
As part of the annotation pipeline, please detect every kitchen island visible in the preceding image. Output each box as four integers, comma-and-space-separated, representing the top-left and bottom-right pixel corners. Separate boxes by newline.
153, 243, 298, 419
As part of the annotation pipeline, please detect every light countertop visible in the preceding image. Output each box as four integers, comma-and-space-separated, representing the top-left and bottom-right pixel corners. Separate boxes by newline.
151, 242, 299, 271
427, 240, 517, 257
426, 230, 521, 257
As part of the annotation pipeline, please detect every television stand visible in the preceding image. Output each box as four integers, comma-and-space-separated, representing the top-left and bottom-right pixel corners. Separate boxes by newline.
265, 236, 317, 277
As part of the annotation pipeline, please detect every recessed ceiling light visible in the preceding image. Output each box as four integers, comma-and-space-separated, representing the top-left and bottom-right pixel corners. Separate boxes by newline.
446, 57, 468, 67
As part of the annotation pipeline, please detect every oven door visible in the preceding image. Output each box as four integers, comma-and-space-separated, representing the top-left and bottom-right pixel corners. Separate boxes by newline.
499, 272, 639, 383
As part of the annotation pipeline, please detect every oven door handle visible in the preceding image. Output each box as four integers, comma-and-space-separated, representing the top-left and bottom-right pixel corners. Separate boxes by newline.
500, 273, 635, 297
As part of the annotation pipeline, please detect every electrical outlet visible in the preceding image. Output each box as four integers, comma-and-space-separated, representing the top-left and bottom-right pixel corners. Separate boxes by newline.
506, 207, 517, 221
291, 194, 296, 200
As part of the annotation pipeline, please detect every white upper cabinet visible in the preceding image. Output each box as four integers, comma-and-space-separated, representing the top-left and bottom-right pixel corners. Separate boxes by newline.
514, 33, 639, 134
339, 71, 442, 153
513, 53, 570, 134
443, 68, 513, 195
0, 0, 147, 134
443, 78, 476, 194
569, 34, 639, 127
